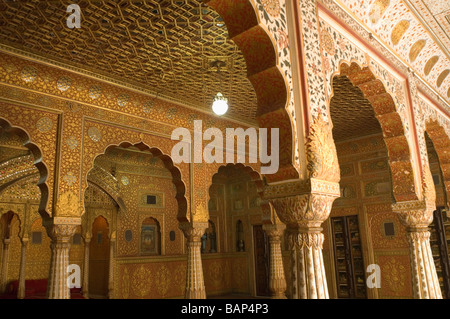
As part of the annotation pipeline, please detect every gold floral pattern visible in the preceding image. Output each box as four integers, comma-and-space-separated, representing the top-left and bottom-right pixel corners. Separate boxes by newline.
88, 127, 101, 142
36, 117, 53, 133
261, 0, 281, 17
21, 66, 38, 83
57, 76, 72, 91
131, 265, 152, 298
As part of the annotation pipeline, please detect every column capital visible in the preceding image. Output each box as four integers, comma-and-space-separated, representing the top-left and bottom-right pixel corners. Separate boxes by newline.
263, 178, 340, 200
392, 200, 436, 230
45, 223, 78, 243
262, 223, 286, 239
20, 236, 29, 246
179, 222, 208, 242
269, 192, 338, 228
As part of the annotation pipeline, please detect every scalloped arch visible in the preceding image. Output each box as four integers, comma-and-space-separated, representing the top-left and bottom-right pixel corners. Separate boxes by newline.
209, 163, 275, 223
331, 62, 418, 202
0, 117, 50, 220
86, 141, 188, 222
204, 0, 297, 183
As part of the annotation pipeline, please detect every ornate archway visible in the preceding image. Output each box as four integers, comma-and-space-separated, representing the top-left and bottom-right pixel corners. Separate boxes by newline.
204, 0, 298, 183
334, 62, 418, 202
84, 141, 188, 223
207, 163, 286, 298
0, 118, 50, 220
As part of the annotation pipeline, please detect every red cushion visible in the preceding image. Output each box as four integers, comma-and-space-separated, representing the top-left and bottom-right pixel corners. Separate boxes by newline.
0, 278, 84, 299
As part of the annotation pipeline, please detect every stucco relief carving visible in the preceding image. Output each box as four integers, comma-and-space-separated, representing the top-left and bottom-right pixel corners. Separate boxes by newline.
45, 223, 78, 242
54, 191, 83, 218
286, 230, 324, 250
179, 221, 208, 242
270, 193, 338, 228
306, 116, 340, 183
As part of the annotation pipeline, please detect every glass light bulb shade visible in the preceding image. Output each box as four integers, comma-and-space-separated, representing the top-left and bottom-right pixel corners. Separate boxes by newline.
212, 92, 228, 115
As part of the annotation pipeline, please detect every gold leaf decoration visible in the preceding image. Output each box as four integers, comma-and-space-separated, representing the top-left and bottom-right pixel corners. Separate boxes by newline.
54, 191, 82, 217
306, 116, 340, 183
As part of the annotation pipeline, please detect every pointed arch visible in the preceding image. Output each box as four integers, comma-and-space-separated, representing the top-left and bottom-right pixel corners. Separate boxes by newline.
329, 62, 418, 202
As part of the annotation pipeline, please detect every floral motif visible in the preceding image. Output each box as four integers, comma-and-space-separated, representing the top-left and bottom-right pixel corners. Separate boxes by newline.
156, 265, 171, 297
88, 127, 101, 142
131, 265, 152, 298
121, 175, 129, 186
88, 85, 102, 99
383, 258, 407, 293
63, 172, 77, 186
57, 76, 72, 91
278, 30, 288, 50
321, 29, 335, 56
21, 66, 38, 83
117, 94, 129, 107
166, 107, 177, 119
322, 56, 331, 73
36, 117, 53, 133
143, 100, 154, 113
261, 0, 281, 17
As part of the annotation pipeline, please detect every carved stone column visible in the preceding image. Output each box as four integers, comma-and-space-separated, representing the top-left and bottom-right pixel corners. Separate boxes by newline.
0, 238, 11, 293
82, 233, 91, 298
393, 201, 443, 299
180, 221, 208, 299
46, 223, 77, 299
268, 181, 339, 299
285, 225, 329, 299
108, 234, 116, 299
17, 236, 29, 299
263, 223, 287, 299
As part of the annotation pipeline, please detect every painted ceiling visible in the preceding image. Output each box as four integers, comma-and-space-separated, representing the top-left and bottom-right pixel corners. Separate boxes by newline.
330, 75, 383, 141
0, 0, 258, 122
338, 0, 450, 104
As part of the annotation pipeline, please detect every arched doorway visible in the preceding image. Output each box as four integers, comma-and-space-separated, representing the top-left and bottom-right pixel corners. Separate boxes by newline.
0, 212, 20, 293
323, 63, 414, 299
206, 164, 269, 298
89, 215, 110, 299
83, 142, 187, 299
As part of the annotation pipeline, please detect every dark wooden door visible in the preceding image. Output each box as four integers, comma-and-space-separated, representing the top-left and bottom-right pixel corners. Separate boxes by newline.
331, 215, 367, 299
253, 225, 269, 296
430, 207, 450, 298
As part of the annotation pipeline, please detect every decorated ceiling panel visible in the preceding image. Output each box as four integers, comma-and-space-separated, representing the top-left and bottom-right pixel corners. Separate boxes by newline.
337, 0, 450, 102
330, 76, 383, 141
0, 0, 258, 121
